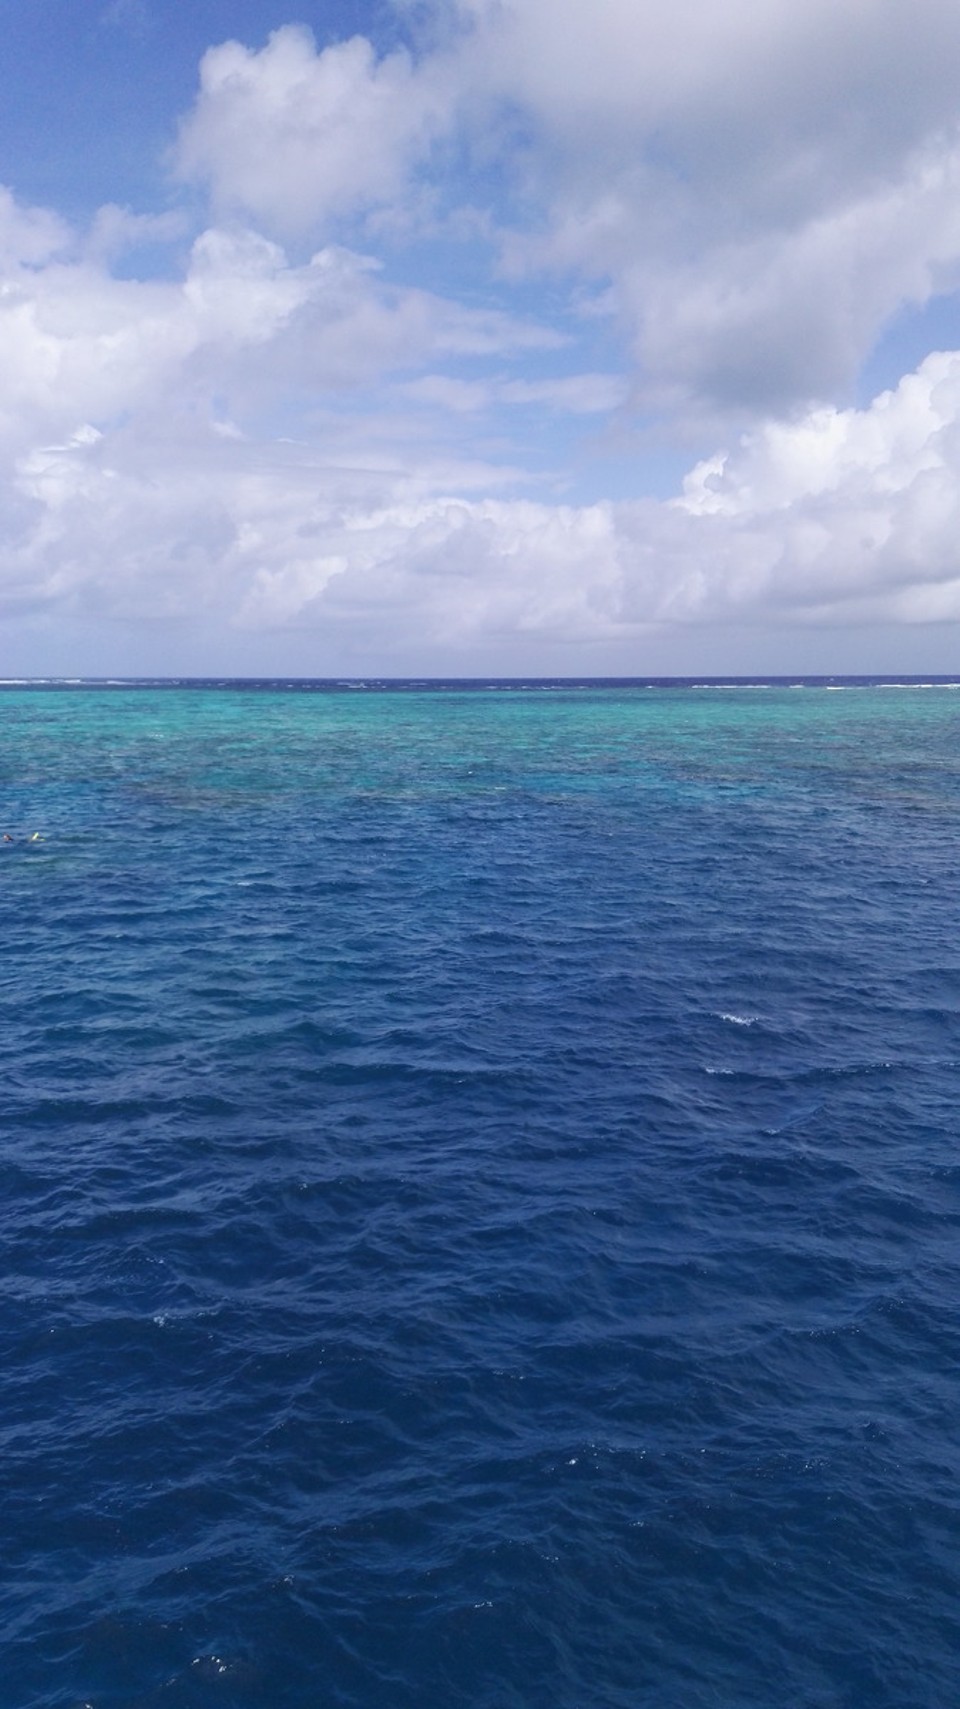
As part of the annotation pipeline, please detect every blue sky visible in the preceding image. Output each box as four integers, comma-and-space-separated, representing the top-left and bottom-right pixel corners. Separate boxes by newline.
3, 0, 960, 674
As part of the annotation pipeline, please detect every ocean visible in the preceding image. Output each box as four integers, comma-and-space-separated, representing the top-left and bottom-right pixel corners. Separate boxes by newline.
2, 679, 959, 1708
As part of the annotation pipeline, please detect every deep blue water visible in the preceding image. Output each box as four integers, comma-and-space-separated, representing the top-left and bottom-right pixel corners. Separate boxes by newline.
3, 681, 960, 1708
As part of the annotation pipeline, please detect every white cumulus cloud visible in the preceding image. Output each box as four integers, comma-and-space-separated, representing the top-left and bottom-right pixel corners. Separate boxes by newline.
170, 2, 960, 421
175, 24, 456, 237
5, 6, 960, 669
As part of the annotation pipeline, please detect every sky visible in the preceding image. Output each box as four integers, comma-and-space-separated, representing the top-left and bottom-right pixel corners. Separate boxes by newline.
3, 0, 960, 675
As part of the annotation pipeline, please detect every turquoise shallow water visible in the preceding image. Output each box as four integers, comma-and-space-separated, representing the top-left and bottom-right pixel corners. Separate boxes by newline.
2, 682, 960, 1708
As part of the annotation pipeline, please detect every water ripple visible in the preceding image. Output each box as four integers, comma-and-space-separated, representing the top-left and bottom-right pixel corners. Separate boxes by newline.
2, 685, 960, 1707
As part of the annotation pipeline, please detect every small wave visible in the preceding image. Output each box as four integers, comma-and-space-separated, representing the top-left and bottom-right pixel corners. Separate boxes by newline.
3, 674, 960, 1709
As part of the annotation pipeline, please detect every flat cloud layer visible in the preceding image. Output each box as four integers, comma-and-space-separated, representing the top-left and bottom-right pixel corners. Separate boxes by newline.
5, 1, 960, 670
